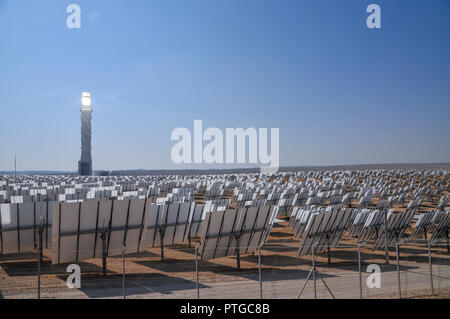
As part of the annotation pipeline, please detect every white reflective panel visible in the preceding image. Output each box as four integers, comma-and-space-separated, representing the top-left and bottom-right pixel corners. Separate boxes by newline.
78, 201, 98, 261
143, 204, 161, 247
188, 204, 204, 238
214, 209, 238, 259
0, 204, 12, 227
35, 201, 53, 249
173, 202, 191, 244
144, 202, 193, 248
163, 203, 180, 245
199, 206, 274, 261
125, 198, 148, 254
247, 206, 272, 252
199, 210, 225, 260
235, 207, 258, 255
93, 200, 113, 257
2, 204, 18, 253
298, 211, 325, 256
52, 199, 149, 264
0, 202, 52, 254
56, 202, 79, 263
108, 199, 129, 256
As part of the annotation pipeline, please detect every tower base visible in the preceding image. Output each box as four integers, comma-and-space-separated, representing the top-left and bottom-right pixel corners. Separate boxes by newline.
78, 161, 92, 176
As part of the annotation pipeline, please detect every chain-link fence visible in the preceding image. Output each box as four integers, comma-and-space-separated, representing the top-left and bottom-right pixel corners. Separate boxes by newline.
1, 239, 449, 299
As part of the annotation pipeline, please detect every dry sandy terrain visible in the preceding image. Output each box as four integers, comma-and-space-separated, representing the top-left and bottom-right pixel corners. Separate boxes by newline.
1, 220, 449, 299
1, 179, 449, 299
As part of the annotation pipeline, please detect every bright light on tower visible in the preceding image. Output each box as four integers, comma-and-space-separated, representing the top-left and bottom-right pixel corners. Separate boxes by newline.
81, 92, 91, 110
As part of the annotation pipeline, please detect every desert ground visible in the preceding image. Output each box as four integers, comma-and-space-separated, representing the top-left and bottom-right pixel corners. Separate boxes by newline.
1, 220, 449, 299
1, 170, 449, 299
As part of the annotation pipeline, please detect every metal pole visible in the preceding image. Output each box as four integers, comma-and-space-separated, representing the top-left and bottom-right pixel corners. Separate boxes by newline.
195, 244, 200, 299
236, 235, 241, 270
101, 232, 107, 277
236, 248, 240, 270
122, 244, 126, 299
297, 269, 313, 299
324, 233, 332, 264
312, 244, 317, 299
384, 209, 389, 264
160, 227, 165, 262
37, 220, 43, 299
319, 277, 335, 299
427, 242, 434, 295
297, 242, 319, 299
258, 245, 263, 299
396, 242, 401, 299
358, 241, 367, 299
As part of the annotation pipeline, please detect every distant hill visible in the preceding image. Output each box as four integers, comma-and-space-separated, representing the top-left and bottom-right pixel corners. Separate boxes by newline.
0, 170, 77, 175
1, 163, 449, 176
109, 163, 450, 176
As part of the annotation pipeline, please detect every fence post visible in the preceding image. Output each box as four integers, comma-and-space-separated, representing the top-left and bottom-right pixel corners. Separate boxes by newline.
312, 243, 317, 299
358, 241, 367, 299
160, 227, 165, 262
122, 244, 126, 299
384, 210, 389, 264
258, 244, 263, 299
37, 219, 44, 299
235, 234, 241, 270
395, 241, 403, 299
195, 243, 200, 299
101, 232, 107, 277
427, 242, 434, 296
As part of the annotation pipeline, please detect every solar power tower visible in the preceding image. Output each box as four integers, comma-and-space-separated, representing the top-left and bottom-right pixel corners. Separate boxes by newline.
78, 92, 93, 176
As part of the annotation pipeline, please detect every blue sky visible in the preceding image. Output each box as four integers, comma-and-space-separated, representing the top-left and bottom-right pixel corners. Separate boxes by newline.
0, 0, 449, 171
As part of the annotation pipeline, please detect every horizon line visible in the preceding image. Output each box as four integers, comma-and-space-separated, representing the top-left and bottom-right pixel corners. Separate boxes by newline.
1, 162, 450, 175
